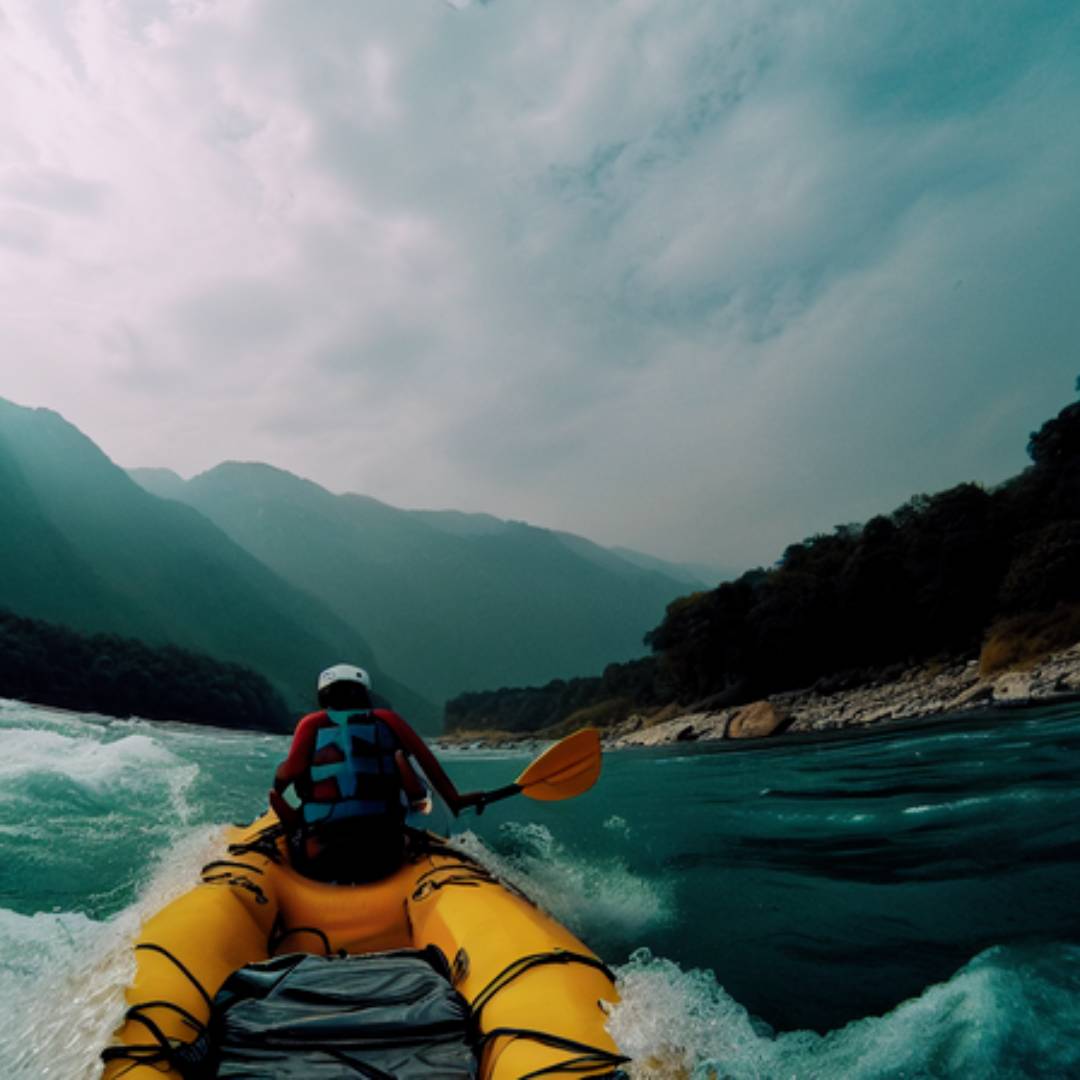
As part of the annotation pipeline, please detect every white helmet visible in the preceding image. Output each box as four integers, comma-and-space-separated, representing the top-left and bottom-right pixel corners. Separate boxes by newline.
317, 664, 372, 694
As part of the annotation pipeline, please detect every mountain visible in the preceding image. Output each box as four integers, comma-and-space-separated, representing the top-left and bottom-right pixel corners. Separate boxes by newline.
129, 462, 696, 705
443, 395, 1080, 736
0, 399, 434, 728
607, 546, 738, 588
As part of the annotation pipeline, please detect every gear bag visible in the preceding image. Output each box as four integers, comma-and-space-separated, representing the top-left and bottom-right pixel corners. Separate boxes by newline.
209, 947, 476, 1078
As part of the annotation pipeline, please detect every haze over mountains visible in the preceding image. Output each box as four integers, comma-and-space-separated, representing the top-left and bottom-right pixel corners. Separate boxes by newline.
0, 397, 706, 730
128, 461, 707, 705
0, 397, 427, 723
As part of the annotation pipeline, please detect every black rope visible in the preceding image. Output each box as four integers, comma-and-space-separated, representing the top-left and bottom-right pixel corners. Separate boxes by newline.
227, 821, 286, 863
126, 999, 207, 1035
413, 861, 495, 888
410, 856, 500, 901
200, 870, 269, 905
102, 945, 219, 1071
412, 871, 495, 900
469, 949, 616, 1035
200, 859, 265, 876
100, 1007, 207, 1071
520, 1059, 630, 1079
100, 1041, 170, 1066
476, 1026, 630, 1078
100, 1012, 171, 1064
409, 846, 533, 905
269, 923, 333, 956
135, 942, 215, 1011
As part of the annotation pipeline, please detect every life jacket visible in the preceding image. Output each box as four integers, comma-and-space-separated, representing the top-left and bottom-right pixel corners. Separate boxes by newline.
301, 709, 404, 826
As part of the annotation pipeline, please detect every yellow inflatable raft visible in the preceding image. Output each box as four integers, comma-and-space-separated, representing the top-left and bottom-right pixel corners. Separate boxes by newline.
102, 814, 627, 1079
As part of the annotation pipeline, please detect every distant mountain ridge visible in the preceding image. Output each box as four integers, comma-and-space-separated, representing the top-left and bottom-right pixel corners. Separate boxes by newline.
128, 461, 701, 705
607, 546, 736, 587
0, 399, 432, 727
0, 395, 702, 731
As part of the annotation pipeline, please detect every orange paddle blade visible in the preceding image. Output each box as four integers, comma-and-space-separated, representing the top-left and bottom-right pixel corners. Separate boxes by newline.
514, 728, 602, 802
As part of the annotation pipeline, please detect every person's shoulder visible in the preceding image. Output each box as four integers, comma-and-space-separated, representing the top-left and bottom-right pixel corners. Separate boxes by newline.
295, 709, 330, 730
372, 707, 411, 730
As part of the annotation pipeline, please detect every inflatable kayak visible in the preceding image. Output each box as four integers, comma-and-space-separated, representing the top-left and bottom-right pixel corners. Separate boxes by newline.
102, 780, 627, 1077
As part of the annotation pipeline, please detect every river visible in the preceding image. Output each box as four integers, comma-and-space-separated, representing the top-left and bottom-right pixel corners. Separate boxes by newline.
2, 697, 1079, 1077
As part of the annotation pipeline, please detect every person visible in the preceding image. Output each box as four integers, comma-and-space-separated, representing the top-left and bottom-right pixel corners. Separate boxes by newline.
271, 663, 480, 883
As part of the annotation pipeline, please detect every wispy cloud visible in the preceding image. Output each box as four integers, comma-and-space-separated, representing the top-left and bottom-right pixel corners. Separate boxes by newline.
1, 0, 1077, 568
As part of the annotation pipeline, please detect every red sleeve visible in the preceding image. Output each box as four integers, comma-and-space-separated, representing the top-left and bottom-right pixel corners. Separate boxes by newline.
374, 709, 479, 814
274, 711, 323, 790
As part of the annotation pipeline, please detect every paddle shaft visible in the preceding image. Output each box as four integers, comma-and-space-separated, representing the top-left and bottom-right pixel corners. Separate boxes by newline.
468, 783, 521, 813
270, 728, 600, 825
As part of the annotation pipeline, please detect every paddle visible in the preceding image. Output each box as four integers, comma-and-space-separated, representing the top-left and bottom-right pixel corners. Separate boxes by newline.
269, 727, 604, 825
465, 727, 603, 813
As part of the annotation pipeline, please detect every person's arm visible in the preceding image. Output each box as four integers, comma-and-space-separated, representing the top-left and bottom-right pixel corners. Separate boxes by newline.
273, 712, 319, 793
377, 709, 482, 815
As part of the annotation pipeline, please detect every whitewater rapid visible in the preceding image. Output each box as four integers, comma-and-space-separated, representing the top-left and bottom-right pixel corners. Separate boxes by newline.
2, 698, 1080, 1078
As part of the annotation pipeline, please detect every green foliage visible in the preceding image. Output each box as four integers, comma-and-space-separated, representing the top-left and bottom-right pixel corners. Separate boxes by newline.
445, 657, 663, 734
0, 608, 292, 730
1027, 401, 1080, 467
447, 394, 1080, 732
642, 400, 1080, 702
998, 521, 1080, 614
0, 399, 435, 728
552, 697, 634, 736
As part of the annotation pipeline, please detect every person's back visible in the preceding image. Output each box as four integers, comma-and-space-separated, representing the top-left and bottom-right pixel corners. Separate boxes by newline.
274, 665, 412, 883
273, 664, 477, 883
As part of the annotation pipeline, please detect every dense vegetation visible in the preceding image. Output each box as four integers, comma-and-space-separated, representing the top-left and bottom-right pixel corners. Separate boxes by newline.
0, 608, 292, 730
446, 393, 1080, 735
0, 398, 433, 727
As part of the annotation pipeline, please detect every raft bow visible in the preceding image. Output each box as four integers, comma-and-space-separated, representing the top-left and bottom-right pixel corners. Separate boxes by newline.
102, 814, 628, 1079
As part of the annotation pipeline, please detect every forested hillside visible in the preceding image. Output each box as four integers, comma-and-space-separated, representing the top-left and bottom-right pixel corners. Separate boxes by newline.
0, 399, 433, 727
447, 393, 1080, 734
0, 609, 291, 730
130, 462, 701, 704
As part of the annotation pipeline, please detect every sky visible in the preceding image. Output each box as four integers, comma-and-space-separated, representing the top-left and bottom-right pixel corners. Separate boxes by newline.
1, 0, 1078, 572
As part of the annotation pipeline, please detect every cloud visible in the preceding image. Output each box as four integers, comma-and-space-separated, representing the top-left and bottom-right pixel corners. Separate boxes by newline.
0, 166, 107, 215
1, 0, 1078, 568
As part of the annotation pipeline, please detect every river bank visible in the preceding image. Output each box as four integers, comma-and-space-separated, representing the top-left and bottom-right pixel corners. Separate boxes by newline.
604, 643, 1080, 747
436, 642, 1080, 751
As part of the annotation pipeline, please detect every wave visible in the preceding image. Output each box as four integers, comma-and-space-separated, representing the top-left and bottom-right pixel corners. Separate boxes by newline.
0, 725, 201, 916
452, 820, 675, 941
0, 724, 186, 784
607, 943, 1080, 1079
0, 826, 225, 1080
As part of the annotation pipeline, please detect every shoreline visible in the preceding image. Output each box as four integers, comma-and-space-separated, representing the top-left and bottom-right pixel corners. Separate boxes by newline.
437, 643, 1080, 752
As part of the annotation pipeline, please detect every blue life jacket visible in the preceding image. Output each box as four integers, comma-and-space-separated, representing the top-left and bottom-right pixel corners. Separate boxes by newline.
302, 710, 404, 826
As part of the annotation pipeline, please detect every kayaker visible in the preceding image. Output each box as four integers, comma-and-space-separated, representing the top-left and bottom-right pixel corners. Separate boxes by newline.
271, 663, 481, 883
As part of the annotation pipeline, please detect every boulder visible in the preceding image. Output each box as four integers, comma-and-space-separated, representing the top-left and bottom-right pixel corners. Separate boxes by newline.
993, 671, 1033, 703
727, 700, 787, 739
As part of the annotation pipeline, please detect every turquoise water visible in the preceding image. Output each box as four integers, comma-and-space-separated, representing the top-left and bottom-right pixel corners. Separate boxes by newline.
2, 697, 1079, 1077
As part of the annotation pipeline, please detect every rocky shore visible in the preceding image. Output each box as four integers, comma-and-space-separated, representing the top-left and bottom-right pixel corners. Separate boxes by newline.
603, 643, 1080, 748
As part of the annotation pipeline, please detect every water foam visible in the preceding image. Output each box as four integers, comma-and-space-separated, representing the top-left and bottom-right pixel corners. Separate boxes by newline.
452, 821, 674, 939
0, 725, 181, 787
603, 814, 632, 838
0, 825, 224, 1079
606, 944, 1080, 1079
0, 724, 199, 824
